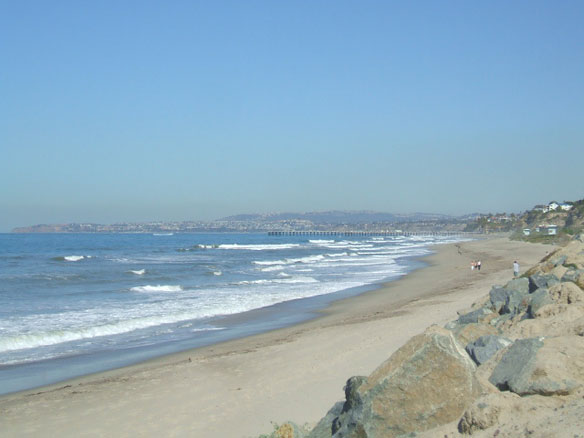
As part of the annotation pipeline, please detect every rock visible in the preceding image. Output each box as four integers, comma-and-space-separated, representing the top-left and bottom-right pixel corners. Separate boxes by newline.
308, 402, 343, 438
528, 274, 559, 293
452, 322, 498, 347
501, 289, 530, 316
506, 277, 530, 294
458, 393, 508, 434
489, 313, 514, 328
562, 269, 584, 289
488, 279, 529, 314
466, 335, 513, 366
550, 255, 567, 267
527, 288, 553, 318
550, 265, 568, 281
489, 286, 509, 313
457, 307, 493, 325
506, 302, 584, 338
549, 282, 584, 304
489, 336, 584, 396
330, 326, 480, 438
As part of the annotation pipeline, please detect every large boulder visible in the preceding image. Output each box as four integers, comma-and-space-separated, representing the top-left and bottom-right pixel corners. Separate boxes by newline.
456, 307, 493, 325
527, 288, 553, 318
489, 278, 529, 315
548, 281, 584, 304
330, 326, 480, 438
489, 336, 584, 396
451, 322, 498, 347
528, 273, 559, 293
307, 402, 343, 438
466, 335, 513, 366
501, 289, 530, 316
505, 303, 584, 338
562, 269, 584, 289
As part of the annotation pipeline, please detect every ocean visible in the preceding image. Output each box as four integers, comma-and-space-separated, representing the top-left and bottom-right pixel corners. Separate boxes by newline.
0, 232, 467, 395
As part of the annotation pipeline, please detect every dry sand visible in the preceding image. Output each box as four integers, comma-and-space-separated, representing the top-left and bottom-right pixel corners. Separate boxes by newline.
0, 237, 553, 437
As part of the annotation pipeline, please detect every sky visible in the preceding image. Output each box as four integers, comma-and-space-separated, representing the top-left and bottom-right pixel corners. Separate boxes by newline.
1, 1, 583, 231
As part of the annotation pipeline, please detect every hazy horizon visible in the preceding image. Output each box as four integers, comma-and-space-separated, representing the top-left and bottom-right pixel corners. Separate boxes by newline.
2, 1, 583, 232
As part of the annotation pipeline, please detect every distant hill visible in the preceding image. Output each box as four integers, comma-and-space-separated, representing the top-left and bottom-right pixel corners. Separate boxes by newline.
13, 210, 465, 233
219, 210, 455, 224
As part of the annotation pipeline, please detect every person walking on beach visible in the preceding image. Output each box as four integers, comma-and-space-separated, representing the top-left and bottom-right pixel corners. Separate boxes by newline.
513, 261, 520, 277
477, 260, 481, 271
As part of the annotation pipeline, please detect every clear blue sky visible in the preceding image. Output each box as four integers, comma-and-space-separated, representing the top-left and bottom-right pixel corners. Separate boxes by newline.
1, 1, 583, 231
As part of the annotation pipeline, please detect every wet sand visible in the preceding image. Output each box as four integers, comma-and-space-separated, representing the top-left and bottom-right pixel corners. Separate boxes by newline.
0, 237, 552, 437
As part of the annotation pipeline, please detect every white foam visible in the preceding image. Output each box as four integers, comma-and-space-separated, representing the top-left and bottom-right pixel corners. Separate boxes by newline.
212, 271, 222, 276
236, 276, 318, 285
218, 243, 300, 251
130, 285, 183, 293
129, 269, 146, 275
0, 319, 220, 354
253, 254, 326, 266
64, 255, 86, 262
260, 265, 285, 272
254, 260, 286, 266
309, 239, 335, 244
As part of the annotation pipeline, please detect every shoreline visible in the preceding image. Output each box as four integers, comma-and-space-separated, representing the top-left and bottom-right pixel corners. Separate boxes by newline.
0, 237, 552, 437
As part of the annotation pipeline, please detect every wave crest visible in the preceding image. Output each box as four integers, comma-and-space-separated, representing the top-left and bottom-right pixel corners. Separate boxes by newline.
130, 285, 182, 293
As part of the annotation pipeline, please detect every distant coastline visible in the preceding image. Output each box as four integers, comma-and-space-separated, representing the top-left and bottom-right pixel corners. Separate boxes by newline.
11, 211, 475, 234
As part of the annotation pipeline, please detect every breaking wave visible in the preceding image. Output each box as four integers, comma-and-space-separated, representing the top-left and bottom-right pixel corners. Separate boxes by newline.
130, 285, 183, 293
128, 269, 146, 275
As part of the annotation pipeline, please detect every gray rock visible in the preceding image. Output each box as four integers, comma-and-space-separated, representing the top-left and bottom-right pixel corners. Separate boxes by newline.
465, 335, 512, 366
308, 402, 344, 438
489, 286, 509, 313
489, 313, 513, 327
502, 289, 530, 316
489, 338, 544, 394
490, 336, 584, 396
331, 326, 480, 438
505, 277, 530, 295
457, 307, 493, 325
550, 255, 568, 267
489, 279, 530, 316
528, 289, 553, 318
562, 269, 583, 284
529, 274, 559, 293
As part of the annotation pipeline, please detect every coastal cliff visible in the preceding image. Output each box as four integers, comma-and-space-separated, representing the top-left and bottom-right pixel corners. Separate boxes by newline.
263, 236, 584, 438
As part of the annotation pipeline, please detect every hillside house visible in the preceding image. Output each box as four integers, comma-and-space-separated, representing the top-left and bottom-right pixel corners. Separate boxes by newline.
547, 225, 558, 235
548, 202, 559, 211
560, 202, 573, 211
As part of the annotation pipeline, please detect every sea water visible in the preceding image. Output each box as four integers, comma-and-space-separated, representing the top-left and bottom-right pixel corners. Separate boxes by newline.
0, 232, 467, 394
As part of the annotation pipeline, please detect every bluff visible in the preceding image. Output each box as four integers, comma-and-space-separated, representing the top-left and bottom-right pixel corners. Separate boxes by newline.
261, 235, 584, 438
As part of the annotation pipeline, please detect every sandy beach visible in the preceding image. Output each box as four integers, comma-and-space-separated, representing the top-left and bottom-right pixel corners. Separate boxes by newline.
0, 237, 553, 437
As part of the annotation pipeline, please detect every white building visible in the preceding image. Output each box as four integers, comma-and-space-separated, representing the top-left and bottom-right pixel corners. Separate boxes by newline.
560, 203, 573, 211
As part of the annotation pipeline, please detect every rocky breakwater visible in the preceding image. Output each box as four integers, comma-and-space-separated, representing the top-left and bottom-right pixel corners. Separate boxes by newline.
262, 236, 584, 438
